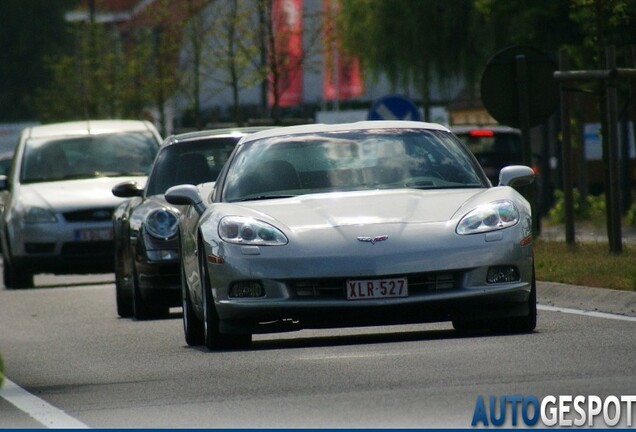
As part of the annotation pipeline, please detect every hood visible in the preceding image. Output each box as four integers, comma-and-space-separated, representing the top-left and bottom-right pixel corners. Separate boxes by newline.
20, 176, 147, 211
233, 188, 487, 230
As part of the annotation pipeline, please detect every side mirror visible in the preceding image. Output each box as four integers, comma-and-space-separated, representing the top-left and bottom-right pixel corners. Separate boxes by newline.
165, 184, 206, 216
498, 165, 535, 188
112, 180, 144, 198
0, 175, 7, 191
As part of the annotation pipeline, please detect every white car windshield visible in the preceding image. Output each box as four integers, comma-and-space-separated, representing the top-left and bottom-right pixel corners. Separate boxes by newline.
223, 128, 487, 202
20, 132, 158, 183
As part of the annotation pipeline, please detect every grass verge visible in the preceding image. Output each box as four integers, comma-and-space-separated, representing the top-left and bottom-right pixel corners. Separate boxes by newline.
534, 238, 636, 291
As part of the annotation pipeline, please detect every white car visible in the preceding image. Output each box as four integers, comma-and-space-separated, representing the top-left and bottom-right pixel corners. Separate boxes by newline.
0, 120, 162, 288
165, 120, 536, 350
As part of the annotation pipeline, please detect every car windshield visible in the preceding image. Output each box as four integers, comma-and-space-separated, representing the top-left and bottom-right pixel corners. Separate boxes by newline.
145, 137, 239, 196
20, 132, 158, 183
223, 128, 487, 202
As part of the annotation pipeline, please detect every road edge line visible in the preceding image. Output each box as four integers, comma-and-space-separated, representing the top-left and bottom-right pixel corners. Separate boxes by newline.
0, 377, 89, 429
538, 304, 636, 322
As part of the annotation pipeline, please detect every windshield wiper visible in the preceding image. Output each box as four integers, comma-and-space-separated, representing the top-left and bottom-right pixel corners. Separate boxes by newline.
95, 171, 146, 177
237, 194, 296, 202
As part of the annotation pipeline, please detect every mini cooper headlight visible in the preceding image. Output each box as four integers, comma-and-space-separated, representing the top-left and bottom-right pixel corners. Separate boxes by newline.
456, 200, 519, 235
145, 208, 179, 239
219, 216, 288, 245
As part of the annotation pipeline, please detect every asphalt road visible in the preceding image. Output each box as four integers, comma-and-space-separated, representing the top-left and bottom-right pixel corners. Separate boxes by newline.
0, 274, 635, 428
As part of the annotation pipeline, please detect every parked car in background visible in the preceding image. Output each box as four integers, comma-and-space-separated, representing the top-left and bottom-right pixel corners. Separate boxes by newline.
0, 120, 162, 289
165, 120, 536, 351
451, 125, 524, 185
0, 151, 13, 213
111, 127, 267, 319
0, 151, 13, 177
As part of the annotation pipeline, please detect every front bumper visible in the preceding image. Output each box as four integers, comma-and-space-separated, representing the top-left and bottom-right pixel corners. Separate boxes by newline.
8, 218, 115, 274
136, 260, 181, 308
215, 278, 531, 333
204, 218, 534, 334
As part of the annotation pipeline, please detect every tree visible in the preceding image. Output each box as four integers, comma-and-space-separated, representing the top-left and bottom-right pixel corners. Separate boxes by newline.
0, 0, 75, 121
179, 0, 262, 127
36, 18, 145, 122
337, 0, 490, 120
257, 0, 324, 124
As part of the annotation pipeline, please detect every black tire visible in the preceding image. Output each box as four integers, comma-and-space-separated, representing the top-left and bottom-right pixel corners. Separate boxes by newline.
3, 257, 34, 289
131, 258, 148, 319
451, 318, 490, 333
115, 251, 133, 318
453, 268, 537, 334
493, 270, 537, 334
131, 257, 167, 320
182, 261, 204, 346
199, 238, 251, 351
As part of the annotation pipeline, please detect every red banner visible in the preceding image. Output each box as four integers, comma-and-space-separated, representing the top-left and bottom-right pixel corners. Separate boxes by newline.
268, 0, 304, 108
323, 0, 363, 101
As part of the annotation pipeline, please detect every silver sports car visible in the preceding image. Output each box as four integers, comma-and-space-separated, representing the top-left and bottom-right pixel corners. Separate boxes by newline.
165, 121, 536, 350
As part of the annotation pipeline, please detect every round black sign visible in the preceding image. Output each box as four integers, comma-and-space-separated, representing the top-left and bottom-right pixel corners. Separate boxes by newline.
481, 46, 559, 128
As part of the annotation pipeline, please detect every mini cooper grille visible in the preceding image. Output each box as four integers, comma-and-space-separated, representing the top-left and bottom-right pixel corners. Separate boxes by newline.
290, 272, 457, 299
63, 208, 114, 222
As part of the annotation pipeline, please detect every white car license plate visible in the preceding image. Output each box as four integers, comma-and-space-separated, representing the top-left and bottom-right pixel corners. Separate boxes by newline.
74, 228, 113, 242
346, 277, 408, 300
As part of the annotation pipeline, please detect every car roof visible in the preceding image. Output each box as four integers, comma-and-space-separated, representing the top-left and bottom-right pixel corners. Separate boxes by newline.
23, 120, 157, 139
240, 120, 451, 143
164, 126, 272, 146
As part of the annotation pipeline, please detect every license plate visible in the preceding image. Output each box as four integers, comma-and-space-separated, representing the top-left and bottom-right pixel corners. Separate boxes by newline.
346, 277, 408, 300
74, 228, 113, 242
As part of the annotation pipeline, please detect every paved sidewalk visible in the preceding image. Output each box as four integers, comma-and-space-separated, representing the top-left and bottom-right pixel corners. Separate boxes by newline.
538, 223, 636, 244
538, 281, 636, 317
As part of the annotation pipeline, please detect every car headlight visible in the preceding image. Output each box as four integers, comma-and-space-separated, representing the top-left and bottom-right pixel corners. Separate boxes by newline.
145, 208, 179, 239
25, 207, 57, 224
219, 216, 288, 245
456, 200, 519, 235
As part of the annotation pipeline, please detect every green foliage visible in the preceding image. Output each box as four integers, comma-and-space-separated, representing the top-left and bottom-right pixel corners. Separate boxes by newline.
36, 2, 182, 132
548, 189, 606, 224
535, 239, 636, 291
627, 198, 636, 226
338, 0, 490, 107
0, 0, 75, 121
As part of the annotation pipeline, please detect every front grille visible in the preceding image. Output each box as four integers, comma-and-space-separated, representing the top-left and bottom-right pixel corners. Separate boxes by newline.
25, 242, 56, 254
61, 241, 114, 256
290, 272, 458, 299
63, 208, 114, 222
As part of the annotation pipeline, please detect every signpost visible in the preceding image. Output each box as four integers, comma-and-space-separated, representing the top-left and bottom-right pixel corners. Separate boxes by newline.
481, 46, 559, 235
367, 95, 422, 121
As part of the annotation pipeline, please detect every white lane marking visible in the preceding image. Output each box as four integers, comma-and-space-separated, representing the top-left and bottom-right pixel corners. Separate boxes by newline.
0, 377, 89, 429
538, 304, 636, 322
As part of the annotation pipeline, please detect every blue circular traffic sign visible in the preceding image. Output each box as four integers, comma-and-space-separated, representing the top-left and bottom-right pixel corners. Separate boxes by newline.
367, 94, 422, 121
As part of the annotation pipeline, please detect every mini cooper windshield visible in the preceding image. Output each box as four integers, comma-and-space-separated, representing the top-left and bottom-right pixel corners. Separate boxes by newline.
20, 132, 158, 183
223, 128, 487, 202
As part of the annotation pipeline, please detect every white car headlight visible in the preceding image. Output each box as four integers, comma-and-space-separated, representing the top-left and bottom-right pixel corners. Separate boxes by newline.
145, 209, 179, 239
25, 207, 58, 224
456, 200, 519, 235
219, 216, 288, 245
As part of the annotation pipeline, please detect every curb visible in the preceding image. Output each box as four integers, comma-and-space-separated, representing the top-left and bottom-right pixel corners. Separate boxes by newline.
537, 281, 636, 318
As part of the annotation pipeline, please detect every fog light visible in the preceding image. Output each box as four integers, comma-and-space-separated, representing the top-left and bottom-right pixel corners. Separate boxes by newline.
487, 266, 520, 284
146, 249, 179, 261
229, 281, 264, 298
